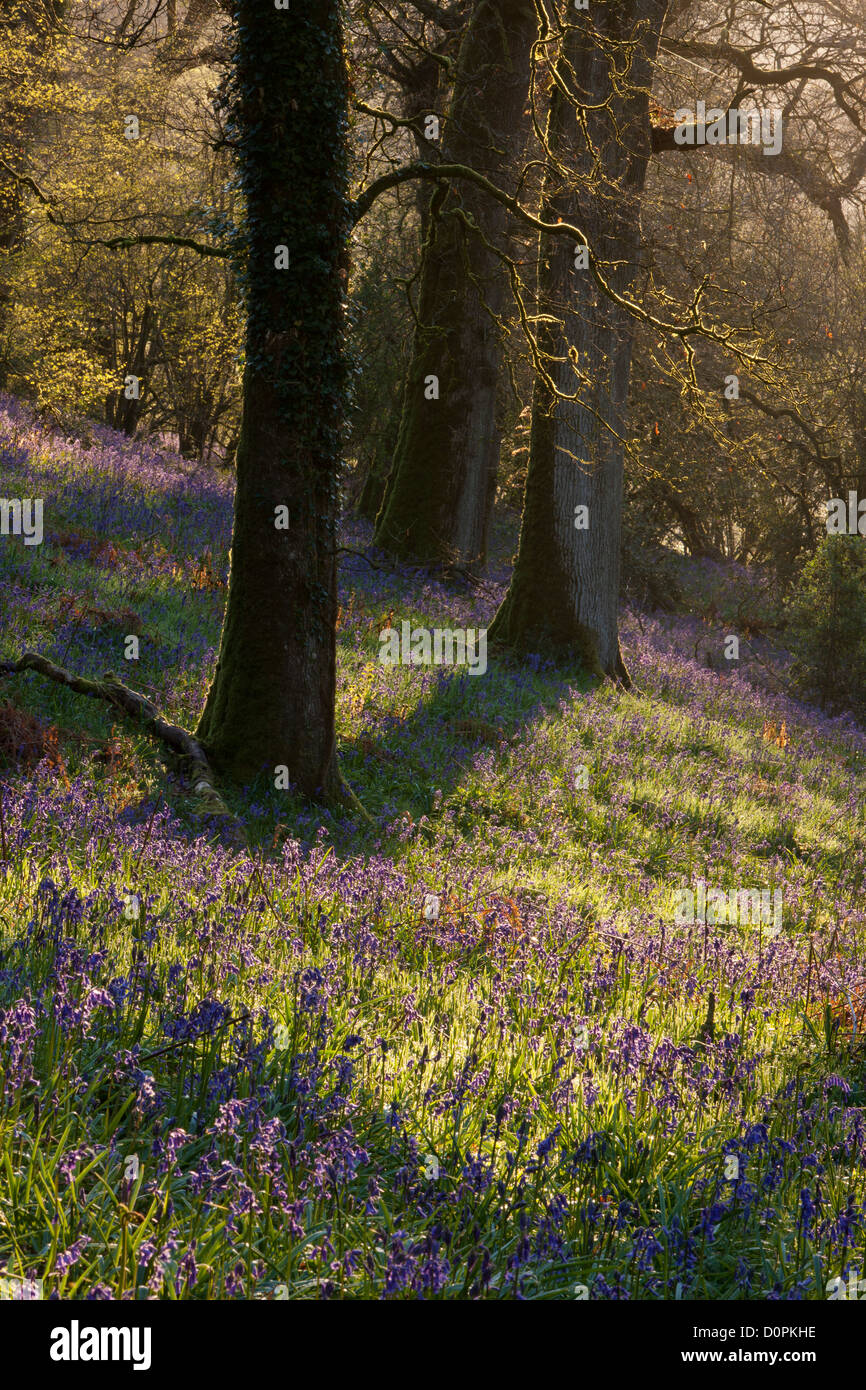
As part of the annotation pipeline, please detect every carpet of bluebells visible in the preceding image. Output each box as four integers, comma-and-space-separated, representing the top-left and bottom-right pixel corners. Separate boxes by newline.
1, 392, 866, 1300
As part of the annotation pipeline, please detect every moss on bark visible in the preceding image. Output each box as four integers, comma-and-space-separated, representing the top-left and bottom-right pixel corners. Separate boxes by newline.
196, 0, 357, 807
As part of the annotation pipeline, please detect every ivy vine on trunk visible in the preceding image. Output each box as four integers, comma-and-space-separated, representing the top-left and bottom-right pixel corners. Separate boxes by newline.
195, 0, 356, 805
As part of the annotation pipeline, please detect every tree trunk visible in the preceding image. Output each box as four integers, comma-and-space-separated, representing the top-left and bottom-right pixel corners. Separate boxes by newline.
399, 47, 450, 245
373, 0, 536, 569
354, 14, 460, 523
356, 390, 402, 521
196, 0, 352, 804
489, 0, 668, 678
104, 301, 155, 435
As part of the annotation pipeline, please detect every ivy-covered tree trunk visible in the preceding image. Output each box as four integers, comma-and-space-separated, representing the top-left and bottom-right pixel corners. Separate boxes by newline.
196, 0, 351, 801
489, 0, 667, 678
397, 43, 453, 247
373, 0, 536, 569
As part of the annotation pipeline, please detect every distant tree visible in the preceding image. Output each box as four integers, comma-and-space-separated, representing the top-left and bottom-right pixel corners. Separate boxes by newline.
788, 534, 866, 717
351, 0, 464, 522
489, 0, 667, 679
0, 0, 240, 447
373, 0, 537, 569
493, 0, 866, 676
0, 1, 65, 388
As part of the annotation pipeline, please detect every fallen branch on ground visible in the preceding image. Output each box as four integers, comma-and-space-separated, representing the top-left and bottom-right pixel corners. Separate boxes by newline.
0, 651, 237, 824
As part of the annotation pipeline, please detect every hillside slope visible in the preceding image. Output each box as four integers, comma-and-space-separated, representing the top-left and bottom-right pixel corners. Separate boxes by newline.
1, 397, 864, 1299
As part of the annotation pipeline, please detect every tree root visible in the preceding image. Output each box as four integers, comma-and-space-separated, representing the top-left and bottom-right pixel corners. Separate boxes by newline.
614, 649, 632, 691
0, 651, 238, 826
323, 765, 374, 825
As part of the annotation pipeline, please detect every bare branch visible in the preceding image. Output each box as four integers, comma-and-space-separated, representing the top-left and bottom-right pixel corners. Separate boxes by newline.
351, 159, 762, 361
663, 36, 866, 131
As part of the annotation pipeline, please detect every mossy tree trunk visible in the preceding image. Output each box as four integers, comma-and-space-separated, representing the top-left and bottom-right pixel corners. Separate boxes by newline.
373, 0, 537, 569
196, 0, 351, 802
489, 0, 667, 679
396, 44, 453, 246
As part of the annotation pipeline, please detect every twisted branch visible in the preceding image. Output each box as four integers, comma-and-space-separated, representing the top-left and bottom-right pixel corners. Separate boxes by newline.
0, 652, 235, 822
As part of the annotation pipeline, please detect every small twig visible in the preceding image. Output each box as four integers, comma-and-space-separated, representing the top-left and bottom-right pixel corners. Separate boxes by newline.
335, 546, 443, 581
740, 638, 789, 692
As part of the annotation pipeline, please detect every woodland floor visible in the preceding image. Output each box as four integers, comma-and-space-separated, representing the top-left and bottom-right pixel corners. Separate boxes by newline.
0, 392, 865, 1299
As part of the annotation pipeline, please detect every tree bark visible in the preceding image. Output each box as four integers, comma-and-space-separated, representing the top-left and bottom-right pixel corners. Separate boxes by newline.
373, 0, 537, 569
489, 0, 668, 679
196, 0, 353, 805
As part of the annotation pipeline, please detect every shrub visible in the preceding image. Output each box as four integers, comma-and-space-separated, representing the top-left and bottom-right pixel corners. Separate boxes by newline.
620, 506, 682, 612
787, 534, 866, 717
